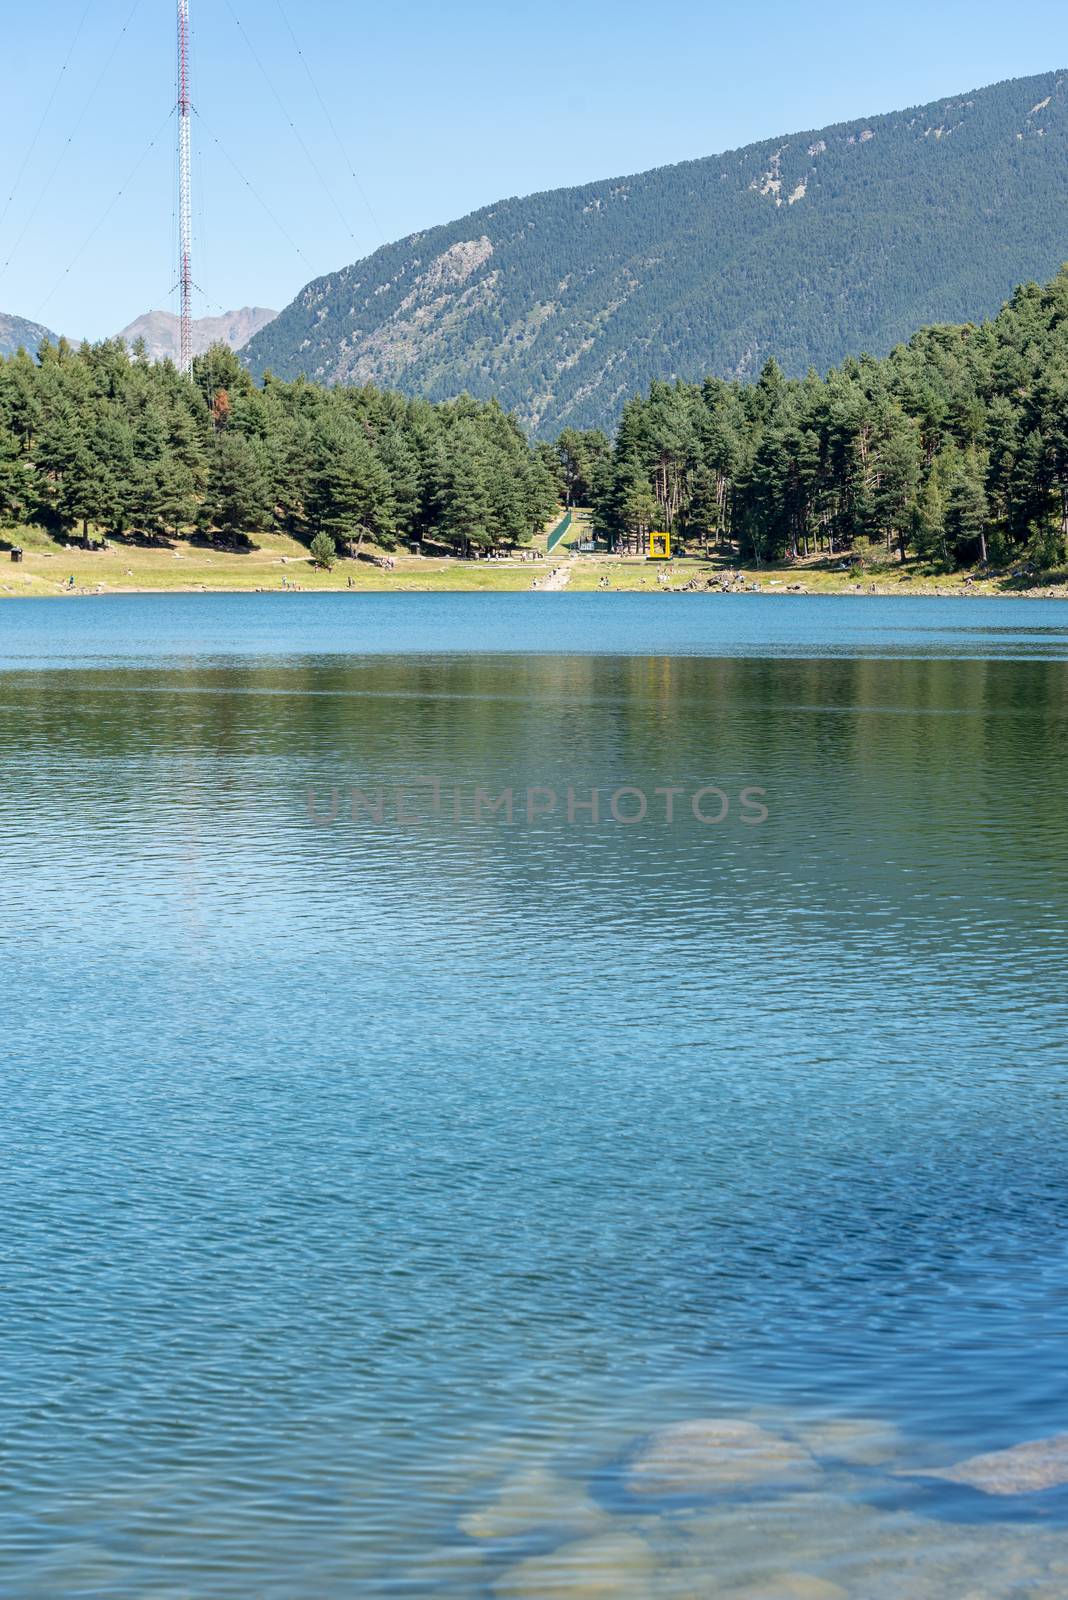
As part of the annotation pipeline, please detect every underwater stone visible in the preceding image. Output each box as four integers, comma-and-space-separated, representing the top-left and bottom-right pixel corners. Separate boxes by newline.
493, 1531, 657, 1598
907, 1434, 1068, 1496
460, 1464, 609, 1540
792, 1416, 908, 1467
626, 1419, 814, 1497
721, 1577, 847, 1600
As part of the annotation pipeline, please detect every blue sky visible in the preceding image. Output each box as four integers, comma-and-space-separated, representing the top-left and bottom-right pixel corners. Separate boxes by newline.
2, 0, 1065, 339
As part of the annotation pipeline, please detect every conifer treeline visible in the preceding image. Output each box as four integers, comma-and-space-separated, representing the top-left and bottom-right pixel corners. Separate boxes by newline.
0, 340, 557, 553
4, 272, 1068, 573
578, 271, 1068, 569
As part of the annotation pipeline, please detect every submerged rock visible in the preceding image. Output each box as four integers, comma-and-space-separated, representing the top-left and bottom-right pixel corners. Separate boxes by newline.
626, 1419, 813, 1497
792, 1416, 907, 1467
721, 1577, 847, 1600
907, 1434, 1068, 1496
493, 1531, 656, 1599
460, 1464, 609, 1540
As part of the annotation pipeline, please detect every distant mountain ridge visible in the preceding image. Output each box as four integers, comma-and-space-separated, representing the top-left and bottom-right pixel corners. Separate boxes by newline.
0, 312, 60, 358
241, 69, 1068, 435
118, 306, 277, 363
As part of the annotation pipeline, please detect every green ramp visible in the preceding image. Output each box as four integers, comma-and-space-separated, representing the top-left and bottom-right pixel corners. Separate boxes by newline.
546, 511, 573, 554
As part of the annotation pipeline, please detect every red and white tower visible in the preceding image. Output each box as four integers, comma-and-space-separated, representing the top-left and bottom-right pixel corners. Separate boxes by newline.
177, 0, 193, 373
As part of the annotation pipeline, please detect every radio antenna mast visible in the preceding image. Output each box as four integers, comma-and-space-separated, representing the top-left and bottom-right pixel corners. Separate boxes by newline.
177, 0, 193, 373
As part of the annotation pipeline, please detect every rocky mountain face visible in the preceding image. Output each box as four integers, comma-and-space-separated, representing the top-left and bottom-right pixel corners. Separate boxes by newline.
117, 306, 277, 363
0, 312, 60, 358
241, 70, 1068, 435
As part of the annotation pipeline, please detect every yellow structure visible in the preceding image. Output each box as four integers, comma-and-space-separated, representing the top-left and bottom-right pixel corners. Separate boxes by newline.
648, 531, 671, 560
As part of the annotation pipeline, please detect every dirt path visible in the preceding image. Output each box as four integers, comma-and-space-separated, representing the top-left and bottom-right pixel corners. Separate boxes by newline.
537, 560, 573, 592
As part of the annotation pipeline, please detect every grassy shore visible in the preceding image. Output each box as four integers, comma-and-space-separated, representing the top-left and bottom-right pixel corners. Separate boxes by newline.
2, 515, 1066, 599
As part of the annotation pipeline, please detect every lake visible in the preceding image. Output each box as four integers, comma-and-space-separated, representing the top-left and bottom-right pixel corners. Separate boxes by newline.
4, 594, 1068, 1598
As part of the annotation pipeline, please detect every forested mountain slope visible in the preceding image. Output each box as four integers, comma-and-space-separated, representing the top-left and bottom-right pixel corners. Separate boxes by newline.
242, 70, 1068, 436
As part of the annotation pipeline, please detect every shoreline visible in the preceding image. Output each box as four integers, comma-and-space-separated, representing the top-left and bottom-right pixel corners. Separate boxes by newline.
5, 571, 1066, 601
2, 525, 1066, 601
7, 584, 1068, 600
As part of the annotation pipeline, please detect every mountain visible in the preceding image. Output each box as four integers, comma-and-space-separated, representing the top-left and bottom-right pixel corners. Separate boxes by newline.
0, 312, 60, 358
118, 306, 277, 364
242, 70, 1068, 436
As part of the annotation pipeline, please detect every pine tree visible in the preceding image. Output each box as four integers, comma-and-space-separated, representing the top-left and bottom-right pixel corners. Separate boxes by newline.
308, 421, 395, 551
0, 420, 26, 526
434, 426, 492, 553
156, 458, 198, 538
945, 458, 990, 565
911, 474, 948, 566
620, 475, 659, 550
872, 415, 922, 560
199, 433, 271, 545
310, 531, 336, 569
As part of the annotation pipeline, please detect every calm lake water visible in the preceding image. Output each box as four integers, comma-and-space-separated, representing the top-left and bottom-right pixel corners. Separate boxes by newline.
4, 594, 1068, 1598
